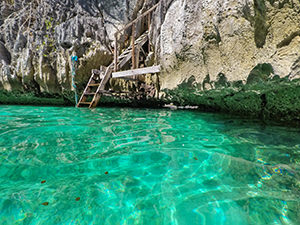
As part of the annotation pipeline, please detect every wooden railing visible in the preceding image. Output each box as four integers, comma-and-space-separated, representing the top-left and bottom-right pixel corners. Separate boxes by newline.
113, 2, 160, 72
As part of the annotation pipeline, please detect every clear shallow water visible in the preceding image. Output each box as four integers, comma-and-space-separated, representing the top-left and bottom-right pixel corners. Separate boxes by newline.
0, 105, 300, 225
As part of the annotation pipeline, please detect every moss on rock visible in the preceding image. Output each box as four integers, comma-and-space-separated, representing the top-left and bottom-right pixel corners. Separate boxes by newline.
263, 82, 300, 122
224, 90, 262, 117
162, 77, 300, 126
247, 63, 274, 84
0, 90, 75, 106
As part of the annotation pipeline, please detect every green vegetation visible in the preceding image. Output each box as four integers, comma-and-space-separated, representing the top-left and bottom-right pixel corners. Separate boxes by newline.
5, 0, 14, 5
0, 90, 74, 106
45, 18, 54, 31
247, 63, 274, 84
0, 90, 162, 109
162, 77, 300, 126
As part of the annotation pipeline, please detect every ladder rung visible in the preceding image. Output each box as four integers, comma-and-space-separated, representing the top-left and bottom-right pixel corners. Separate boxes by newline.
136, 38, 145, 43
98, 90, 110, 94
88, 83, 101, 87
137, 35, 147, 40
84, 93, 96, 95
118, 54, 129, 58
92, 69, 101, 75
121, 50, 131, 54
79, 102, 92, 105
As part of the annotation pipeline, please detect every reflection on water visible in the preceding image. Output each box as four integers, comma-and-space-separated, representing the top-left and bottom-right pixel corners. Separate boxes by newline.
0, 105, 299, 224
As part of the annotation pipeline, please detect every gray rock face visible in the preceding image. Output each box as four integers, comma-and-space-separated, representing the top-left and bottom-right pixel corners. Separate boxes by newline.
1, 0, 300, 96
157, 0, 300, 90
0, 0, 140, 92
0, 41, 11, 65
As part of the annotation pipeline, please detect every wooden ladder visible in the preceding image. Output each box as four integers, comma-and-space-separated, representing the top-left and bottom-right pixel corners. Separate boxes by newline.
77, 2, 160, 108
77, 31, 149, 108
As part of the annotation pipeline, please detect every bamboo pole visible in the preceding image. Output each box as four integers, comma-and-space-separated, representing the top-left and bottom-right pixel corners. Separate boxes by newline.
114, 34, 118, 72
148, 12, 151, 53
131, 22, 136, 69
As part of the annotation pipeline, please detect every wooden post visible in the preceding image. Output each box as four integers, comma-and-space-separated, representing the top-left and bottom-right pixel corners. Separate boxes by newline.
156, 73, 160, 99
148, 12, 151, 53
136, 48, 140, 69
114, 34, 118, 72
131, 22, 136, 69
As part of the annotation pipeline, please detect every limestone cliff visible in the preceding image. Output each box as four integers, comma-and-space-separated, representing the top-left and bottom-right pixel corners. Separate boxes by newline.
2, 0, 300, 92
0, 0, 151, 93
154, 0, 300, 125
158, 0, 300, 89
0, 0, 300, 124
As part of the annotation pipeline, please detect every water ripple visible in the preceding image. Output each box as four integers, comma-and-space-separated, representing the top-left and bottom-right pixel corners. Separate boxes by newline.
0, 105, 300, 224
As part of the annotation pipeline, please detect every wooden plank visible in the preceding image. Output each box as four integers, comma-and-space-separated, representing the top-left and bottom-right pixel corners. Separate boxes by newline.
118, 78, 146, 82
131, 22, 136, 69
99, 66, 113, 90
112, 65, 161, 78
136, 33, 148, 48
114, 35, 118, 72
116, 34, 148, 69
88, 83, 100, 87
118, 53, 132, 68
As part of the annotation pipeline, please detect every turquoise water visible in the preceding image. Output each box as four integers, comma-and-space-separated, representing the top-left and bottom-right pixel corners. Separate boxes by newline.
0, 105, 300, 225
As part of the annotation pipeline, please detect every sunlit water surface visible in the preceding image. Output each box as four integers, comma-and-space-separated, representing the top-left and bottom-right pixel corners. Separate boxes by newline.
0, 105, 300, 225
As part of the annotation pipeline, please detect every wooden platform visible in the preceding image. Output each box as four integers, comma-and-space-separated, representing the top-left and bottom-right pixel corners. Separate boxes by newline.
112, 65, 160, 78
